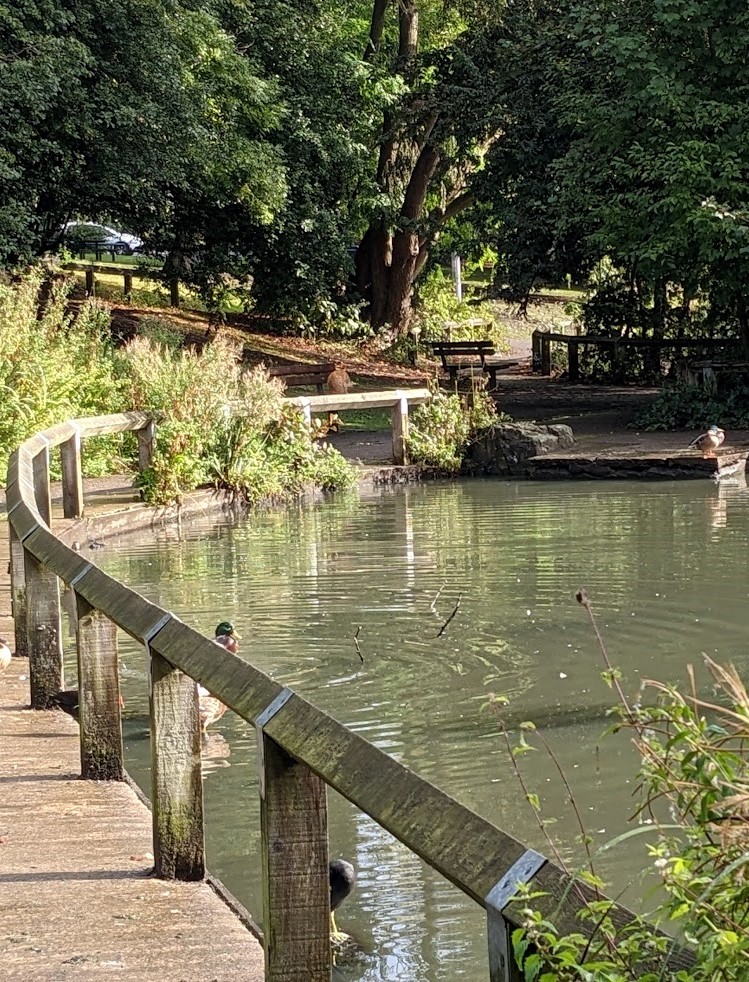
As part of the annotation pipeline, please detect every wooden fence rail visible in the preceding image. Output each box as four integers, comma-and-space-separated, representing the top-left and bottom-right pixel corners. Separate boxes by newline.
286, 388, 431, 465
531, 329, 740, 381
6, 414, 693, 980
63, 261, 180, 307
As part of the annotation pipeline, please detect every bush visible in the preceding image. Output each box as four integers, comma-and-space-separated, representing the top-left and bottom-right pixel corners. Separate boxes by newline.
118, 337, 355, 504
0, 268, 123, 477
414, 266, 510, 351
636, 377, 749, 430
407, 384, 501, 471
500, 593, 749, 980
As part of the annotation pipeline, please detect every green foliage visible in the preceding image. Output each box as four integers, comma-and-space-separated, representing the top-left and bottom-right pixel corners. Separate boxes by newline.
503, 626, 749, 978
636, 378, 749, 430
415, 266, 509, 350
0, 268, 123, 477
119, 337, 355, 504
407, 384, 501, 471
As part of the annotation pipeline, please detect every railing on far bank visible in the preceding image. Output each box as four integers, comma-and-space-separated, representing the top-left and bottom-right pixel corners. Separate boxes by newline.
6, 414, 694, 981
286, 388, 431, 465
531, 329, 740, 381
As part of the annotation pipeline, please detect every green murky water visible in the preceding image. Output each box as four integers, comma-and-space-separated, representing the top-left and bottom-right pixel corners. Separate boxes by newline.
63, 477, 749, 980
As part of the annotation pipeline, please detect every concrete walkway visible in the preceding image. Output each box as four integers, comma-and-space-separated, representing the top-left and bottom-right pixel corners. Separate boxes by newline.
0, 479, 265, 981
0, 667, 265, 981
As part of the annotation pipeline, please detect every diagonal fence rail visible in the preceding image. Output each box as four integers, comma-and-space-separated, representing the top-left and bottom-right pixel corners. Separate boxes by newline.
6, 413, 693, 980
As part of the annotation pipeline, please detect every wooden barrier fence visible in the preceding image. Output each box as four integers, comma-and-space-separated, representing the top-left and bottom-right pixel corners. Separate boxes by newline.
286, 388, 431, 465
6, 414, 693, 980
531, 329, 740, 381
63, 262, 180, 307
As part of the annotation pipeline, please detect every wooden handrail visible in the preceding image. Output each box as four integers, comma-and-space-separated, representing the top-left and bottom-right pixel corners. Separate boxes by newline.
531, 329, 740, 381
6, 413, 694, 980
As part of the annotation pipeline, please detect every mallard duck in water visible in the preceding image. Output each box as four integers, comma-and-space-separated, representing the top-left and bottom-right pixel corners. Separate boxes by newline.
689, 425, 726, 457
198, 621, 241, 736
0, 638, 12, 672
329, 858, 356, 943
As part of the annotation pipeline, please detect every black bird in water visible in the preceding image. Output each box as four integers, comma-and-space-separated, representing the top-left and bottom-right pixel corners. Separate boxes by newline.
329, 858, 356, 941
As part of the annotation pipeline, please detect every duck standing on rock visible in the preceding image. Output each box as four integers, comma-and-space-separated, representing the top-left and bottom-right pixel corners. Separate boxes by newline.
689, 425, 726, 458
199, 621, 241, 736
0, 638, 12, 672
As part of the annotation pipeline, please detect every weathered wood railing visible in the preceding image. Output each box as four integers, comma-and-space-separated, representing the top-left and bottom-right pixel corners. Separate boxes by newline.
286, 388, 431, 465
6, 413, 692, 981
531, 329, 740, 381
63, 261, 180, 307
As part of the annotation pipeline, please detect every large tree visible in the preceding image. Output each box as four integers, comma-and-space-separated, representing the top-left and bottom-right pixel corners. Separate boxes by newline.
352, 0, 506, 334
0, 0, 284, 267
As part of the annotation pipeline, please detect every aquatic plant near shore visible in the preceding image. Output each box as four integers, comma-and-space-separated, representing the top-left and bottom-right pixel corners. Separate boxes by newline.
407, 384, 504, 472
491, 589, 749, 980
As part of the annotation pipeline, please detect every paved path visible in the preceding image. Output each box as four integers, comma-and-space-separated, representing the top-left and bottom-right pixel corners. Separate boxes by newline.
0, 479, 265, 981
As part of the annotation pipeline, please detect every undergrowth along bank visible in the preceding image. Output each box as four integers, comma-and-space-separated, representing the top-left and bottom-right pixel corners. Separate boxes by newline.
0, 268, 355, 504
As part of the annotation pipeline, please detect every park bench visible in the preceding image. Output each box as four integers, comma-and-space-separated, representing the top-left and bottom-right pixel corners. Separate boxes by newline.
267, 362, 337, 393
431, 340, 519, 388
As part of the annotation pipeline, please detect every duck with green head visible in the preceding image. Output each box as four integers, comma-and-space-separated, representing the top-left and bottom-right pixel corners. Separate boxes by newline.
199, 621, 241, 735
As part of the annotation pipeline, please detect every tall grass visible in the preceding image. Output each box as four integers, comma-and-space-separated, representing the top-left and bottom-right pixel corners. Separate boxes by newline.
0, 269, 355, 503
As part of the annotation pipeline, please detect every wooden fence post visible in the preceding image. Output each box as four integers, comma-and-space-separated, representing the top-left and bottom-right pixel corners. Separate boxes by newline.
541, 335, 551, 376
568, 339, 580, 383
32, 443, 52, 525
24, 549, 63, 708
85, 268, 95, 296
138, 420, 156, 472
8, 520, 28, 659
391, 393, 410, 466
60, 427, 84, 519
258, 700, 331, 981
76, 592, 123, 780
487, 850, 545, 982
169, 278, 180, 308
149, 641, 205, 880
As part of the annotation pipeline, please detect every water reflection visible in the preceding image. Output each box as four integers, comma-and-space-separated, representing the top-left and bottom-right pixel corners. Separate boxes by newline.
58, 478, 749, 982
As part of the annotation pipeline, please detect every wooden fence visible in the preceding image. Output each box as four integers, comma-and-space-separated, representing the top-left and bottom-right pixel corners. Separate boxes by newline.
6, 414, 693, 980
531, 329, 740, 381
63, 262, 180, 307
286, 388, 431, 465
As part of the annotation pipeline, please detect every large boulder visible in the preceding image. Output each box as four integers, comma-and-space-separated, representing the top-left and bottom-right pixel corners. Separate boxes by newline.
463, 422, 574, 476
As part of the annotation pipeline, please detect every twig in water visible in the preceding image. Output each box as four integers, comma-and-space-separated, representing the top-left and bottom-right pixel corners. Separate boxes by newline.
437, 594, 462, 638
353, 625, 364, 663
576, 588, 635, 721
430, 583, 446, 612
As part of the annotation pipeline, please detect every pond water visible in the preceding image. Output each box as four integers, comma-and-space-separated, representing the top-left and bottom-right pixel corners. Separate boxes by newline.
63, 477, 749, 981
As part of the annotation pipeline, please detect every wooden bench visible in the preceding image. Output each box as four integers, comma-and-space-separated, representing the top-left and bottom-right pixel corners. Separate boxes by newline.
431, 341, 518, 388
267, 362, 336, 393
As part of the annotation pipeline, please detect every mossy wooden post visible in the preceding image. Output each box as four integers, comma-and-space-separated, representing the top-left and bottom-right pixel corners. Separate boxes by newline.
8, 520, 28, 659
60, 428, 84, 519
123, 271, 133, 298
138, 420, 156, 473
85, 268, 95, 296
149, 641, 205, 880
258, 698, 331, 981
76, 592, 123, 780
25, 549, 63, 708
391, 393, 410, 466
488, 913, 523, 982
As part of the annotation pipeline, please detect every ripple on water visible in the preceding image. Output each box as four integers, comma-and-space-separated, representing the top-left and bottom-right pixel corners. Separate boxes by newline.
84, 478, 749, 982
